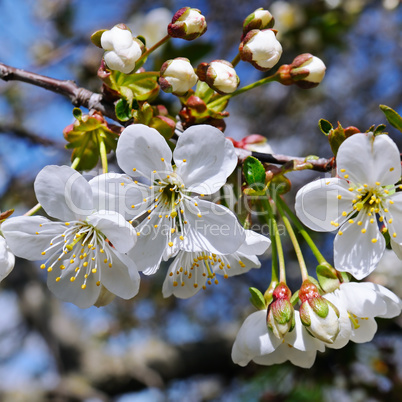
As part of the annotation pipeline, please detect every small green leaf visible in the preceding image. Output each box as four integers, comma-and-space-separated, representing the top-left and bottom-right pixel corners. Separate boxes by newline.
90, 29, 107, 48
373, 124, 387, 135
316, 264, 340, 293
72, 108, 82, 120
243, 156, 266, 191
115, 98, 132, 122
318, 119, 333, 135
380, 104, 402, 132
249, 287, 267, 310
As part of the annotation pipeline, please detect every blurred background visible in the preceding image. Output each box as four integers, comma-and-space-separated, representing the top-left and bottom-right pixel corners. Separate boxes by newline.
1, 0, 402, 401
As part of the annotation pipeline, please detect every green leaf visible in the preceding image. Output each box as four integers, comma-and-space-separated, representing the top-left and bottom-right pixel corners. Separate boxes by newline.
373, 124, 387, 135
249, 287, 267, 310
318, 119, 333, 135
115, 99, 132, 122
380, 105, 402, 132
90, 29, 107, 48
243, 156, 266, 191
72, 107, 82, 120
316, 264, 340, 293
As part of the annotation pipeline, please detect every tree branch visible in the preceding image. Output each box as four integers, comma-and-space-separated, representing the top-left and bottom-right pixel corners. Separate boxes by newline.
0, 62, 118, 122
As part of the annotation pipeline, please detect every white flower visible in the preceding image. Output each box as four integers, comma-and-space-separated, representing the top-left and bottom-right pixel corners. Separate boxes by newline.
101, 25, 143, 74
231, 310, 325, 369
93, 124, 246, 275
2, 166, 140, 308
168, 7, 207, 40
0, 235, 15, 282
162, 230, 270, 298
295, 133, 402, 279
239, 29, 282, 71
324, 282, 402, 349
197, 60, 239, 94
159, 57, 198, 95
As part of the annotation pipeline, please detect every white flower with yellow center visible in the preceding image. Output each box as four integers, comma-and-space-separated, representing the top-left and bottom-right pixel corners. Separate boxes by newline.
93, 124, 246, 275
324, 282, 402, 349
163, 230, 270, 298
295, 133, 402, 279
2, 165, 140, 308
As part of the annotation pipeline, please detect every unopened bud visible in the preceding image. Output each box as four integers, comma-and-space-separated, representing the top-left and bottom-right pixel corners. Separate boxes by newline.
242, 8, 274, 37
266, 283, 294, 339
159, 57, 198, 95
239, 29, 282, 71
278, 53, 326, 89
196, 60, 239, 94
299, 280, 340, 344
100, 24, 144, 74
168, 7, 207, 41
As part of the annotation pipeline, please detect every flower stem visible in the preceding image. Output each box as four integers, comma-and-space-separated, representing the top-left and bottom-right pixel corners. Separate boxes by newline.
277, 196, 327, 265
231, 53, 241, 67
207, 73, 278, 109
99, 136, 108, 174
275, 196, 309, 282
261, 196, 285, 284
135, 35, 170, 66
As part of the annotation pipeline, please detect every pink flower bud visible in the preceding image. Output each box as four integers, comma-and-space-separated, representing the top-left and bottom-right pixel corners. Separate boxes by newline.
239, 29, 282, 71
299, 280, 340, 344
168, 7, 207, 41
159, 57, 198, 95
196, 60, 239, 94
100, 25, 144, 74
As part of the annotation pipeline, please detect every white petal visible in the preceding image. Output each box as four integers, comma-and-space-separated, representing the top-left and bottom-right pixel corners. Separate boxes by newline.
218, 253, 261, 276
337, 133, 401, 186
86, 211, 136, 254
162, 252, 207, 298
100, 248, 140, 300
334, 214, 385, 280
174, 125, 238, 194
237, 230, 270, 255
116, 124, 173, 180
384, 192, 402, 244
2, 216, 64, 260
350, 318, 378, 343
128, 223, 168, 274
0, 236, 15, 282
34, 165, 94, 221
354, 282, 402, 319
89, 173, 147, 220
47, 259, 101, 308
231, 310, 280, 366
182, 199, 245, 254
339, 283, 387, 317
295, 178, 354, 232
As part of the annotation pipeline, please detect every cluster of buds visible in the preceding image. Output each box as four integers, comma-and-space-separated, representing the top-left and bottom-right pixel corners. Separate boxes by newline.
159, 57, 198, 96
196, 60, 240, 94
277, 53, 326, 88
299, 280, 340, 344
168, 7, 207, 40
99, 24, 144, 74
267, 283, 295, 339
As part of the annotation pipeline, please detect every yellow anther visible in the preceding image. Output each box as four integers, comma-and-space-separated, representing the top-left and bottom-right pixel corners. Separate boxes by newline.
200, 194, 205, 197
384, 208, 389, 213
137, 232, 140, 236
81, 284, 87, 289
197, 213, 202, 218
135, 181, 138, 184
375, 181, 381, 186
170, 210, 177, 218
133, 168, 137, 171
41, 251, 46, 255
170, 228, 175, 233
393, 233, 397, 238
337, 195, 342, 200
390, 200, 395, 204
344, 174, 349, 179
154, 224, 158, 228
340, 168, 346, 173
161, 157, 165, 162
92, 268, 97, 273
69, 259, 74, 264
371, 238, 377, 243
361, 229, 366, 234
153, 170, 156, 174
180, 209, 184, 213
382, 227, 388, 233
194, 202, 198, 207
56, 277, 61, 282
348, 187, 353, 192
173, 281, 178, 287
35, 231, 39, 235
180, 235, 184, 240
389, 218, 393, 224
183, 159, 187, 162
131, 205, 135, 209
338, 231, 343, 236
60, 265, 65, 270
364, 184, 368, 188
70, 277, 75, 282
194, 283, 198, 288
357, 221, 362, 226
96, 281, 100, 286
40, 264, 46, 269
390, 167, 395, 171
65, 222, 70, 226
104, 258, 107, 263
168, 242, 174, 247
348, 219, 354, 224
83, 262, 88, 267
379, 216, 384, 222
342, 211, 347, 217
108, 263, 112, 268
370, 219, 374, 224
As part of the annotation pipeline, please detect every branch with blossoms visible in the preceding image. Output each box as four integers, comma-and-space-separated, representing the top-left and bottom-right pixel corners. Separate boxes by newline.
1, 5, 402, 373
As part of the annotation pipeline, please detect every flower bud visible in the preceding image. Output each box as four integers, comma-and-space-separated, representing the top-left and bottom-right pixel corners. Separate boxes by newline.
168, 7, 207, 41
242, 8, 274, 37
299, 280, 340, 344
239, 29, 282, 71
267, 283, 295, 339
196, 60, 239, 94
159, 57, 198, 96
101, 24, 144, 74
278, 54, 326, 89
